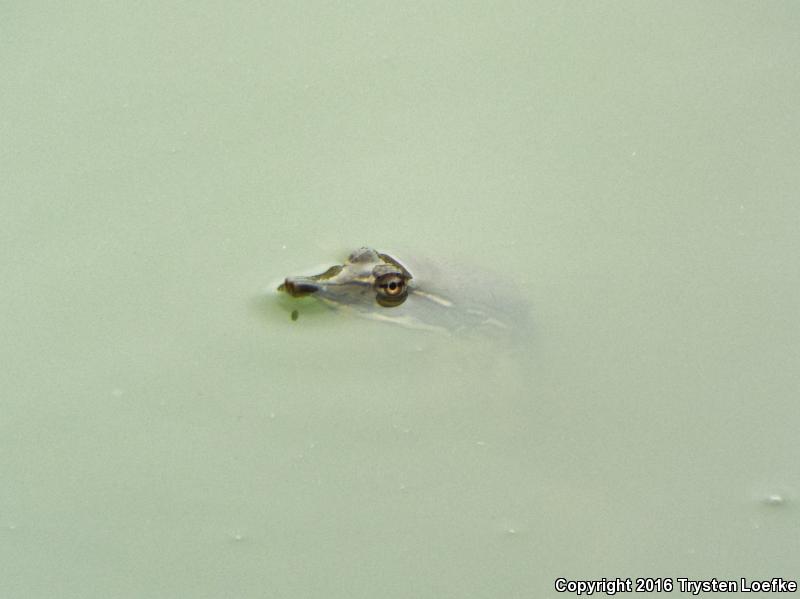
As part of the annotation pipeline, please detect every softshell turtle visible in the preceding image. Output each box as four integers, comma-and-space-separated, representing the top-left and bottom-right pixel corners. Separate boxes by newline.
277, 247, 525, 335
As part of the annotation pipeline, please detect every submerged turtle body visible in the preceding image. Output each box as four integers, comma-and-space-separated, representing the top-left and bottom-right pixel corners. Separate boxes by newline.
278, 247, 522, 335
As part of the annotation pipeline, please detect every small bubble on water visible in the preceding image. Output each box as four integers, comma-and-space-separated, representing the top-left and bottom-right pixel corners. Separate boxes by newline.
764, 494, 786, 506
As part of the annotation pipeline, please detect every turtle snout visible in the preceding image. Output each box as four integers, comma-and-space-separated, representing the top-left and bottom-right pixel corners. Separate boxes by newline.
278, 278, 319, 297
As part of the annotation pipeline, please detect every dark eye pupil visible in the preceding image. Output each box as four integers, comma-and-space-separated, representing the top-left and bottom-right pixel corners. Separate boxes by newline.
388, 282, 397, 290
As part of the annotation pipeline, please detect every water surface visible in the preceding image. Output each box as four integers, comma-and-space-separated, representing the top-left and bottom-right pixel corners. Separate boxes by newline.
1, 3, 798, 598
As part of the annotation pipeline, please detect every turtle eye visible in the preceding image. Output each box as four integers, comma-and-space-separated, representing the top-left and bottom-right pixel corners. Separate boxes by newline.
375, 273, 408, 307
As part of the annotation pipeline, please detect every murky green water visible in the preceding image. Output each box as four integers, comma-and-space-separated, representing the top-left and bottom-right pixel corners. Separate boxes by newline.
2, 3, 798, 598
